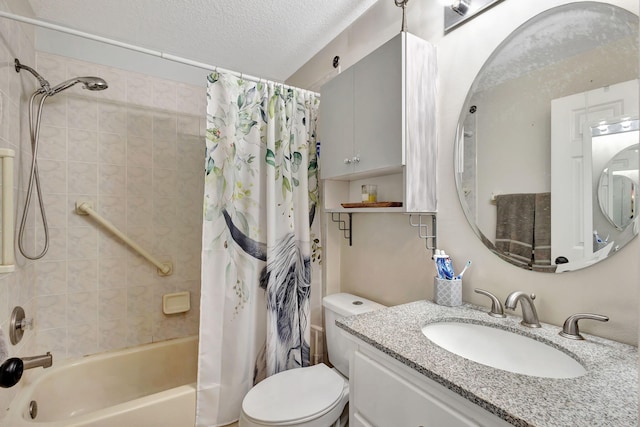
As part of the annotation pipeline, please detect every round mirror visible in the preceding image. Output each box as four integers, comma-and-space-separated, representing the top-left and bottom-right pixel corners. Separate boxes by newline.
597, 136, 639, 231
454, 2, 639, 273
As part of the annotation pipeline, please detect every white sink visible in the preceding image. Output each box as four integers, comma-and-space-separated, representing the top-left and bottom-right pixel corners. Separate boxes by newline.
421, 322, 586, 378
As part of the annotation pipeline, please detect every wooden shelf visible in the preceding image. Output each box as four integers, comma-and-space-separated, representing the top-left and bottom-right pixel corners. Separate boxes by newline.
325, 207, 405, 213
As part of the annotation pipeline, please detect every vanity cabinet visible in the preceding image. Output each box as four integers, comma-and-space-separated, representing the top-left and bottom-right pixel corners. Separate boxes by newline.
349, 345, 512, 427
320, 32, 437, 213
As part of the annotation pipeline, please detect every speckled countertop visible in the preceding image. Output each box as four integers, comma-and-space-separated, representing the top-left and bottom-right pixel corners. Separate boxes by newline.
337, 300, 638, 427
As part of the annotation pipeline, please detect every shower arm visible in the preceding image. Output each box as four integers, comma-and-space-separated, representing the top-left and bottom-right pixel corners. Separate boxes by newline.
14, 59, 51, 95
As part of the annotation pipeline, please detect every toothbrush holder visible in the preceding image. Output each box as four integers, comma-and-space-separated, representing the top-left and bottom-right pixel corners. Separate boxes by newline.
433, 277, 462, 307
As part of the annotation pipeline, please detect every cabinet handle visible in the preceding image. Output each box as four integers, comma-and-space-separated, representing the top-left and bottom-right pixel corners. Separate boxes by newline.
344, 158, 352, 165
352, 156, 360, 164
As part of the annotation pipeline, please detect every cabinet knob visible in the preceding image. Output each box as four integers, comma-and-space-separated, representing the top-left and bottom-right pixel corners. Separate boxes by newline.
344, 158, 352, 165
352, 156, 360, 164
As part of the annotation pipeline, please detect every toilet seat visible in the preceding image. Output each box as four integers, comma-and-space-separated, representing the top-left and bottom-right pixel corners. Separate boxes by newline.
241, 364, 348, 425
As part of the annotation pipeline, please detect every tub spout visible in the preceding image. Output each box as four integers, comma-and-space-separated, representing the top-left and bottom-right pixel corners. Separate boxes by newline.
0, 352, 53, 388
23, 352, 53, 370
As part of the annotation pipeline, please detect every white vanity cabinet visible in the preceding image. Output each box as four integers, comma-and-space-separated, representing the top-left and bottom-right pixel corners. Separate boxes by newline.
349, 345, 513, 427
320, 31, 437, 213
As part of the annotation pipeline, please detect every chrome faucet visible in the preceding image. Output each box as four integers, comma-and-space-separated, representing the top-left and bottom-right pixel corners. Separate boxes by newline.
504, 292, 541, 328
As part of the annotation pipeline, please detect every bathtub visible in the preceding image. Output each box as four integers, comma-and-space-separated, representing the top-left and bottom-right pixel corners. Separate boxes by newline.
3, 336, 198, 427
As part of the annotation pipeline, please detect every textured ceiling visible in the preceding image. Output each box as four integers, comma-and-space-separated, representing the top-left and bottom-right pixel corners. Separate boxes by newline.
26, 0, 379, 82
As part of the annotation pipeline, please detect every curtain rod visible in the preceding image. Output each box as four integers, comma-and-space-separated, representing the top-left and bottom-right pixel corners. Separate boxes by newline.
0, 10, 319, 95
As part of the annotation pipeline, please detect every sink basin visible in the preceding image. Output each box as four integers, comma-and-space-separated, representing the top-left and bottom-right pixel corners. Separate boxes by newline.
421, 322, 586, 378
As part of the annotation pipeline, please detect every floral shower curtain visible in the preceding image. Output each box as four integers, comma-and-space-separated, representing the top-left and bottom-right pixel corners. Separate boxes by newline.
196, 71, 320, 426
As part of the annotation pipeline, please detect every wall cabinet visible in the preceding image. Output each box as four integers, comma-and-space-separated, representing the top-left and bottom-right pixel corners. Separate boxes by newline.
319, 32, 437, 213
350, 345, 513, 427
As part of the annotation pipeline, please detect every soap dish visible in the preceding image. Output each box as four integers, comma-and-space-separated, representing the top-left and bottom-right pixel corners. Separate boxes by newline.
162, 291, 191, 314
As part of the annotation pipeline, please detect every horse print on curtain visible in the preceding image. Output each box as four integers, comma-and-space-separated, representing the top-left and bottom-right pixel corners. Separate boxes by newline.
197, 71, 320, 426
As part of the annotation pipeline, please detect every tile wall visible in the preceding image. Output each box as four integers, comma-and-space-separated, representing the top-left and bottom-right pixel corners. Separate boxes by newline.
0, 2, 206, 416
31, 51, 206, 358
0, 2, 39, 413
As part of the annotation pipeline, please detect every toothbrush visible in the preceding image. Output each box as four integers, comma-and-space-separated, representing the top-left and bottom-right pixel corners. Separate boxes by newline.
456, 260, 472, 279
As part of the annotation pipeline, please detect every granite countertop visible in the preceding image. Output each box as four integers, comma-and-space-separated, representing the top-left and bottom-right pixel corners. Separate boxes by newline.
337, 300, 638, 427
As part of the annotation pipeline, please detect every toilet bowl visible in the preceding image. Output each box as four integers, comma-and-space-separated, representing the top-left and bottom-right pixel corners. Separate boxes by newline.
239, 293, 385, 427
239, 364, 348, 427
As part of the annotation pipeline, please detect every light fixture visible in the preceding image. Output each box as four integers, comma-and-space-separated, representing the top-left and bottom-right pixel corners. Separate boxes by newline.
444, 0, 505, 33
451, 0, 471, 16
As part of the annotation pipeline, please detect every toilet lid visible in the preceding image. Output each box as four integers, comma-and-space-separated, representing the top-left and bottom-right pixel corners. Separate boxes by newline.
242, 364, 346, 424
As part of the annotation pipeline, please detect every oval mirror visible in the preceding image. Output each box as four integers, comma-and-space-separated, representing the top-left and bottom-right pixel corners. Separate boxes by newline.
597, 131, 639, 231
454, 2, 639, 273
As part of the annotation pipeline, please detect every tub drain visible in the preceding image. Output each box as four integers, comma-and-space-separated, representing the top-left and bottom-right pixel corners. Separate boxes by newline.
29, 400, 37, 419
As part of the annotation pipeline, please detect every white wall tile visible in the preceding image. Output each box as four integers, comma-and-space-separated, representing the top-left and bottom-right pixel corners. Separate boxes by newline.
39, 227, 67, 261
68, 129, 98, 163
98, 317, 127, 352
127, 108, 153, 138
68, 323, 98, 358
152, 77, 177, 112
35, 260, 67, 296
36, 294, 66, 329
127, 136, 152, 168
98, 288, 126, 320
38, 159, 67, 194
126, 73, 153, 108
68, 291, 98, 326
67, 96, 97, 130
67, 226, 98, 260
37, 125, 67, 161
98, 164, 125, 195
68, 161, 97, 195
98, 102, 126, 135
98, 132, 125, 165
35, 327, 67, 358
98, 257, 127, 289
67, 259, 98, 293
127, 166, 152, 195
38, 193, 67, 229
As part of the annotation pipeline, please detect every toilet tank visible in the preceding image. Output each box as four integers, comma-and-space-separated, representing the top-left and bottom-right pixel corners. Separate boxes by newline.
322, 293, 385, 377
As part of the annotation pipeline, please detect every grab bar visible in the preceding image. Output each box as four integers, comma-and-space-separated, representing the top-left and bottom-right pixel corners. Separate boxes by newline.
75, 201, 173, 276
0, 149, 15, 273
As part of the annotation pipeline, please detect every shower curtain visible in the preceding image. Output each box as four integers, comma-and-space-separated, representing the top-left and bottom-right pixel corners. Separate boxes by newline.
196, 71, 320, 426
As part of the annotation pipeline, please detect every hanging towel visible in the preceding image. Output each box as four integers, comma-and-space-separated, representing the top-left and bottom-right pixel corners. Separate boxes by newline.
495, 193, 536, 269
532, 192, 555, 272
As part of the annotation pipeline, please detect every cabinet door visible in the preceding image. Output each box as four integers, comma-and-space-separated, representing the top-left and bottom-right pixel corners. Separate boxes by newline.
352, 351, 486, 427
353, 34, 403, 175
351, 412, 375, 427
320, 67, 354, 179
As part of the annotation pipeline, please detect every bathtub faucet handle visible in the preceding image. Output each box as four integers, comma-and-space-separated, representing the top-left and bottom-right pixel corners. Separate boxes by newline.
17, 317, 33, 330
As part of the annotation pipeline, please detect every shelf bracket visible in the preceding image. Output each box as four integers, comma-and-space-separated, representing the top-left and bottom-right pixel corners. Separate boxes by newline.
331, 212, 352, 246
409, 214, 437, 257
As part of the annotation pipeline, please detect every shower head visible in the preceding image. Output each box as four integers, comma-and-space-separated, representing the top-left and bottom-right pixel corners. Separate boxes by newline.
50, 77, 109, 95
14, 58, 108, 96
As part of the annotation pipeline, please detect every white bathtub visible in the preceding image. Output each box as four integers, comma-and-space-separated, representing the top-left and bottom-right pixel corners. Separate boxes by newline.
3, 336, 198, 427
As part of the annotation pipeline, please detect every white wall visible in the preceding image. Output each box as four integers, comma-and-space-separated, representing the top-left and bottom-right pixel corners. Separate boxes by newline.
288, 0, 639, 345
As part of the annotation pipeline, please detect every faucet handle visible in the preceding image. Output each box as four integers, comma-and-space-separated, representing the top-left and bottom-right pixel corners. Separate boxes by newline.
474, 288, 506, 318
559, 313, 609, 340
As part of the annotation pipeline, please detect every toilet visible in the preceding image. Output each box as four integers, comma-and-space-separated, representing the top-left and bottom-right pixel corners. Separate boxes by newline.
239, 293, 385, 427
